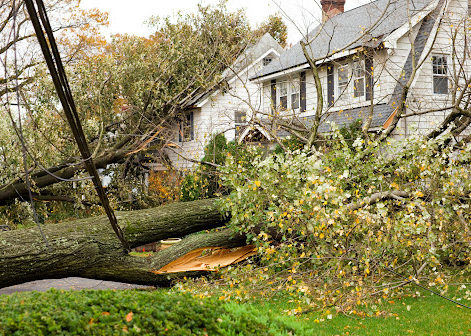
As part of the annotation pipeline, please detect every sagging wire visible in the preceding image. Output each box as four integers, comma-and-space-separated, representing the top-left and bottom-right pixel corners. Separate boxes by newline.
23, 0, 130, 251
384, 265, 471, 310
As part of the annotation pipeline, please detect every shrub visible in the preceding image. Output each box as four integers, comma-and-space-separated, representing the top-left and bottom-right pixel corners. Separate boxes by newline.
0, 289, 295, 335
180, 134, 250, 202
273, 137, 304, 155
148, 170, 182, 204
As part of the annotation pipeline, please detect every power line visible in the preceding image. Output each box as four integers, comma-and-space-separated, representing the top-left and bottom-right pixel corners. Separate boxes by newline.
385, 266, 471, 310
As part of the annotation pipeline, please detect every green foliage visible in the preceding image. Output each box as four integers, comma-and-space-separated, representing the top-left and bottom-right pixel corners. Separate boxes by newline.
0, 2, 269, 224
180, 134, 250, 202
256, 14, 288, 48
2, 287, 470, 335
201, 133, 231, 165
338, 119, 363, 150
273, 137, 305, 155
175, 284, 471, 335
217, 128, 471, 310
0, 289, 296, 336
180, 172, 206, 202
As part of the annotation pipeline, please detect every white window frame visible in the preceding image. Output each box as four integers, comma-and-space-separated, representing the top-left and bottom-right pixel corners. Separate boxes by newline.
278, 81, 288, 110
234, 110, 247, 137
337, 63, 349, 97
291, 81, 300, 110
277, 79, 300, 111
432, 54, 448, 95
352, 60, 365, 98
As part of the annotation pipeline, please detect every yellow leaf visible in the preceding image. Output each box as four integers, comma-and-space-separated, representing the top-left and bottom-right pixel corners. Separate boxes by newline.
125, 312, 133, 322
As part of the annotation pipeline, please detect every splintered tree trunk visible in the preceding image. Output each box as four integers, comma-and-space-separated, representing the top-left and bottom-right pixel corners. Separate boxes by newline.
0, 199, 244, 288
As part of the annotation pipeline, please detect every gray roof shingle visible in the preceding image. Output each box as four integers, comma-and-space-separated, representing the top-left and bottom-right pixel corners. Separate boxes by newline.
254, 0, 432, 79
267, 104, 392, 138
315, 104, 393, 132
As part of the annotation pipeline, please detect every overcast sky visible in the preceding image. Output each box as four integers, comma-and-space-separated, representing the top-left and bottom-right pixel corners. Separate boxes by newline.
80, 0, 370, 44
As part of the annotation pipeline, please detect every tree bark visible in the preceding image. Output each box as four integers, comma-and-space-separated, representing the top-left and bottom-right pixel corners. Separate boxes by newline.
0, 198, 242, 288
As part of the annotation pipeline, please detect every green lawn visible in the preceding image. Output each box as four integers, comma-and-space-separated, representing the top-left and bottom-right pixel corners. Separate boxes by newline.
0, 287, 469, 335
245, 292, 471, 335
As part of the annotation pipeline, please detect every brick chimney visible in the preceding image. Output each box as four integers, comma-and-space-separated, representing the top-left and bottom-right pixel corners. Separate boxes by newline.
321, 0, 345, 21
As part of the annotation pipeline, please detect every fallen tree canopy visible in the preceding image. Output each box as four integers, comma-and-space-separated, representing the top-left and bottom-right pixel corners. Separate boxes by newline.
0, 198, 248, 288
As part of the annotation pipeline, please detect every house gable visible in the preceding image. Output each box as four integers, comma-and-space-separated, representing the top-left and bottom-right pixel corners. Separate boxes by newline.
166, 33, 283, 170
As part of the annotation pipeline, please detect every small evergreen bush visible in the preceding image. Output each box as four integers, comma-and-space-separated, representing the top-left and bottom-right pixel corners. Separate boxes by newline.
180, 134, 249, 202
0, 289, 295, 335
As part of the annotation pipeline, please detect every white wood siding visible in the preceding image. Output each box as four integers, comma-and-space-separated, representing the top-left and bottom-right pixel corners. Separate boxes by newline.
167, 58, 267, 170
402, 0, 470, 137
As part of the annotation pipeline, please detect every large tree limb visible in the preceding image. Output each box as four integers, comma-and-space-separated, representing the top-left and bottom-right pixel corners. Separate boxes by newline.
0, 198, 240, 288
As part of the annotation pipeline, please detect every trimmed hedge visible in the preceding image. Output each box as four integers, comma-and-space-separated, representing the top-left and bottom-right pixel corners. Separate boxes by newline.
0, 289, 295, 335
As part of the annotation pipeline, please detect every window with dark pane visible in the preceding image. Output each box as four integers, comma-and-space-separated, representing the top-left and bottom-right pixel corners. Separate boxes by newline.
432, 55, 448, 94
353, 60, 365, 98
337, 64, 349, 96
279, 82, 288, 110
179, 112, 194, 142
234, 111, 247, 137
291, 81, 300, 109
263, 56, 273, 66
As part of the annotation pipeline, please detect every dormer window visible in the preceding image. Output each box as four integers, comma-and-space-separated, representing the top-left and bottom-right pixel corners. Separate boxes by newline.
432, 55, 448, 94
352, 60, 365, 97
263, 56, 273, 66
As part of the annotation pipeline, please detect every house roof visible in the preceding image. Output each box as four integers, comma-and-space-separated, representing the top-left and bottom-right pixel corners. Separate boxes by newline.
253, 104, 393, 140
221, 33, 284, 79
253, 0, 432, 79
181, 33, 283, 109
316, 104, 393, 132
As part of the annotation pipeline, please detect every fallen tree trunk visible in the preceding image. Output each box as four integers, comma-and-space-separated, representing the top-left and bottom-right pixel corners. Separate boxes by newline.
0, 198, 244, 288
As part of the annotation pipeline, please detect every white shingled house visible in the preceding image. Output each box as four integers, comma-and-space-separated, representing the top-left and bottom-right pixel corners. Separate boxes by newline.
249, 0, 471, 140
166, 33, 283, 170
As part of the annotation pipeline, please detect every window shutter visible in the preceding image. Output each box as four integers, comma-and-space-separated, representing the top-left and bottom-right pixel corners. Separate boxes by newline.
178, 119, 182, 142
327, 65, 334, 107
300, 71, 306, 112
365, 54, 374, 101
271, 79, 277, 113
190, 112, 194, 141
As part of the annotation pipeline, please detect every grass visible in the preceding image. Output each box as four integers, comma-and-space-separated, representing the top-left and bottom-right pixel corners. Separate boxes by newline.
0, 287, 470, 335
240, 291, 471, 335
